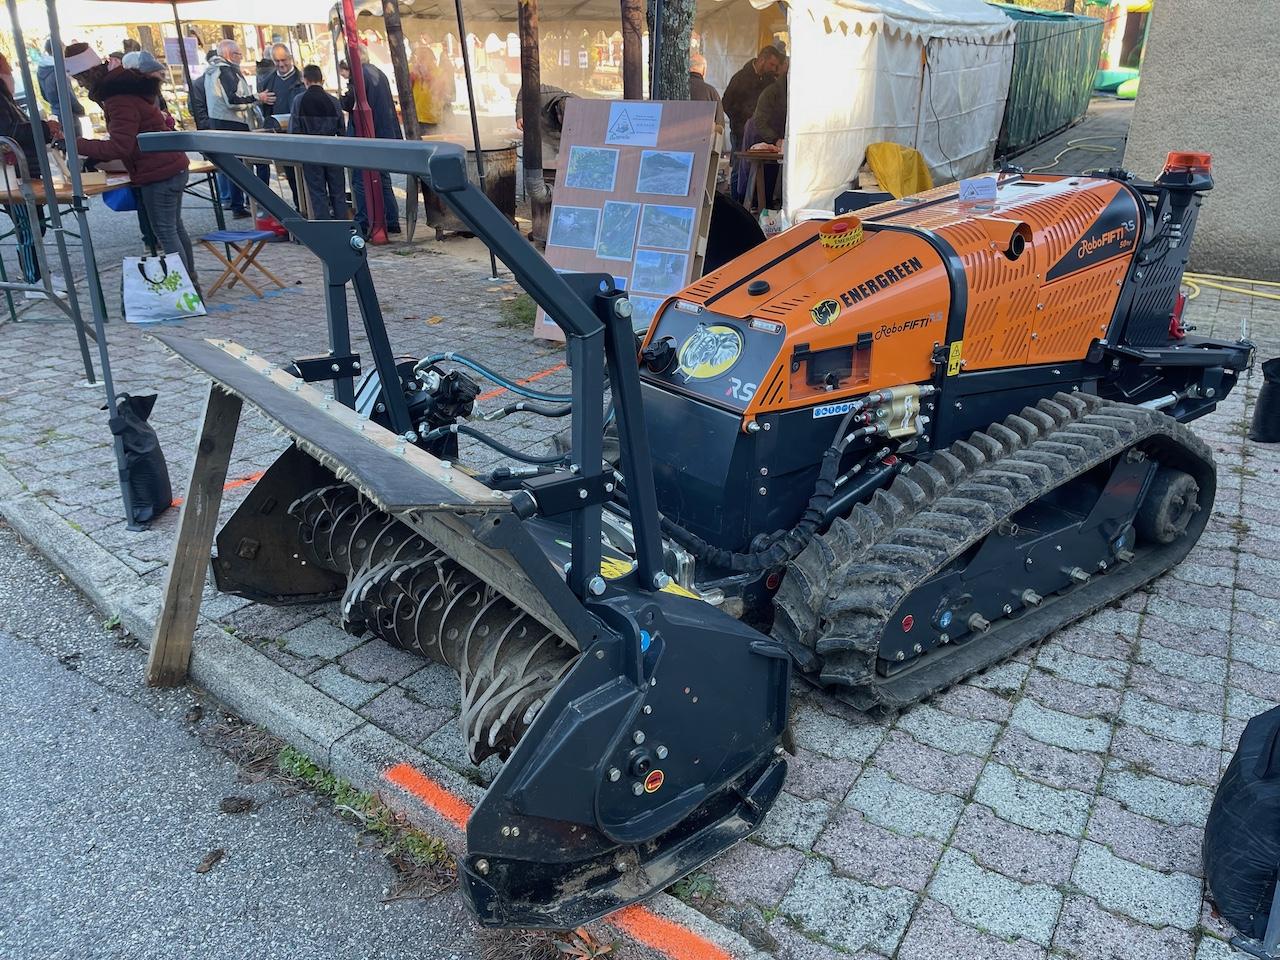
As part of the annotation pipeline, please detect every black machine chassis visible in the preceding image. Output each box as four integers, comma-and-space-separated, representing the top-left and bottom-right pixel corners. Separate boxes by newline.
773, 390, 1215, 711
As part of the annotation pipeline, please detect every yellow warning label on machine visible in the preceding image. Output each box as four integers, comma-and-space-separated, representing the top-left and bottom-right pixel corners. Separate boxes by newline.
946, 340, 964, 376
599, 556, 701, 599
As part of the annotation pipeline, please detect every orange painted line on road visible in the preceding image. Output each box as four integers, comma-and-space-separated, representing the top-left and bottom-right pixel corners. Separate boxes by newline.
381, 762, 735, 960
171, 470, 266, 508
477, 361, 567, 402
384, 762, 473, 831
610, 905, 735, 960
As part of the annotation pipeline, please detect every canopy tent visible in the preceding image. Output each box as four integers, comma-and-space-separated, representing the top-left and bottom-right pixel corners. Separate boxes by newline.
701, 0, 1016, 215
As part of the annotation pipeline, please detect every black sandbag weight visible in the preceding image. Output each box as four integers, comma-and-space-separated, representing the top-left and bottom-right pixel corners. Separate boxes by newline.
107, 393, 173, 526
1249, 358, 1280, 443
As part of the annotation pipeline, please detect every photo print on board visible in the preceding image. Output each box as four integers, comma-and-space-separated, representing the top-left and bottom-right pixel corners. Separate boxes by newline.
564, 146, 620, 192
596, 201, 642, 261
627, 294, 664, 332
631, 250, 689, 295
636, 150, 694, 197
638, 204, 696, 250
548, 206, 602, 250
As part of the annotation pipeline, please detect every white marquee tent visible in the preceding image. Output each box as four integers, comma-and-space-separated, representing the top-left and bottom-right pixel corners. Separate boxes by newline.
699, 0, 1016, 215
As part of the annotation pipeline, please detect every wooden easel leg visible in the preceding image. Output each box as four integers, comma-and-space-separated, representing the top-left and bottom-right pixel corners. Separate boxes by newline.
145, 384, 243, 687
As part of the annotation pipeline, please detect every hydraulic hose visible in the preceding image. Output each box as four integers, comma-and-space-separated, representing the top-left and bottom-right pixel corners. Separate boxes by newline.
424, 423, 570, 465
414, 352, 572, 403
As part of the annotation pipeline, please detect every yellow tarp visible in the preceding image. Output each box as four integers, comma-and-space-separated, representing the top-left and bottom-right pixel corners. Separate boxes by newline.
865, 142, 934, 199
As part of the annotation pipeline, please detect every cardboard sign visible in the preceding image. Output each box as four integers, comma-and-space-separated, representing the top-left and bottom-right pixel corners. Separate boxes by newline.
536, 99, 720, 341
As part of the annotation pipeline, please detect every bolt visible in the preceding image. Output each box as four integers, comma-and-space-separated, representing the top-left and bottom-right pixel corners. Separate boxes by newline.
939, 632, 951, 644
331, 362, 340, 372
614, 298, 634, 319
1022, 589, 1043, 606
511, 827, 520, 837
1002, 603, 1013, 615
588, 576, 606, 596
608, 767, 621, 782
1116, 549, 1135, 563
1025, 557, 1034, 567
633, 730, 646, 745
403, 430, 416, 442
968, 613, 991, 632
578, 488, 588, 499
762, 422, 771, 431
655, 745, 668, 759
475, 858, 490, 875
631, 782, 643, 797
643, 704, 653, 715
747, 422, 761, 433
1206, 387, 1216, 398
595, 650, 605, 660
760, 467, 769, 476
1098, 560, 1109, 571
352, 361, 360, 370
502, 826, 511, 837
605, 482, 615, 492
653, 573, 672, 590
896, 651, 905, 661
650, 677, 657, 687
1068, 567, 1090, 583
954, 401, 963, 410
759, 486, 768, 496
349, 234, 366, 250
913, 643, 923, 654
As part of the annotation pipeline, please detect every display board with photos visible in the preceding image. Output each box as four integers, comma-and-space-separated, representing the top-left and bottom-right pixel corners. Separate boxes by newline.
535, 98, 721, 340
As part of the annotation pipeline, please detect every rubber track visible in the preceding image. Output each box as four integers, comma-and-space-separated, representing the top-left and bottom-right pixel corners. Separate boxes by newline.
772, 391, 1216, 712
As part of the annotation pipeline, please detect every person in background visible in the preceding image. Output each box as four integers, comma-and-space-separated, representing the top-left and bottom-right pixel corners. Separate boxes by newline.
410, 45, 444, 134
687, 52, 725, 127
122, 51, 173, 122
107, 52, 125, 71
721, 45, 782, 199
258, 43, 303, 207
338, 58, 402, 236
288, 65, 347, 221
121, 39, 141, 55
751, 56, 788, 148
205, 39, 275, 218
65, 43, 200, 293
37, 39, 85, 134
187, 47, 216, 131
0, 78, 60, 296
514, 83, 575, 166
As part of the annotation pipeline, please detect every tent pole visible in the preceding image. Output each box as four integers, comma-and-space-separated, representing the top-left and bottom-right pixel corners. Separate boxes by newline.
340, 0, 388, 244
2, 0, 95, 382
620, 0, 644, 99
171, 1, 193, 90
42, 0, 140, 526
452, 0, 500, 280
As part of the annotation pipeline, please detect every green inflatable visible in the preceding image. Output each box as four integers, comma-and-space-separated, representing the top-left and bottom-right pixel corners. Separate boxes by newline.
1117, 77, 1140, 100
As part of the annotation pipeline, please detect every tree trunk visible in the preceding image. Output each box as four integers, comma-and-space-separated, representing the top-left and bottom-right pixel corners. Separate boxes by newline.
646, 0, 693, 100
518, 0, 552, 245
621, 0, 645, 100
382, 0, 419, 238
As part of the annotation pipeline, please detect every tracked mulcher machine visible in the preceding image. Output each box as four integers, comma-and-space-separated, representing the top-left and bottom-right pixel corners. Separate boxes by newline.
139, 132, 1249, 927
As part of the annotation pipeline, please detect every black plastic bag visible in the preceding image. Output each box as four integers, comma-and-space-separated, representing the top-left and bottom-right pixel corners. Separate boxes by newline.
1204, 705, 1280, 940
108, 393, 173, 525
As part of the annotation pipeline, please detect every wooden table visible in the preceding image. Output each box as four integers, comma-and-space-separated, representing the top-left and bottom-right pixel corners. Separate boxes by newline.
0, 173, 131, 204
734, 148, 783, 213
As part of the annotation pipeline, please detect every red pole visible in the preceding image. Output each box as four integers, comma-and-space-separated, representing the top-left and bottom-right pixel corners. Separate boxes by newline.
341, 0, 387, 244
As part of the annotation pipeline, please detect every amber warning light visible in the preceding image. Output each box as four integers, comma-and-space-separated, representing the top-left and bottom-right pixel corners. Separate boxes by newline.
1163, 151, 1213, 175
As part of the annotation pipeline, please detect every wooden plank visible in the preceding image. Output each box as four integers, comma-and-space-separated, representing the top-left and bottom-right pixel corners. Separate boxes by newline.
202, 338, 505, 509
146, 384, 243, 686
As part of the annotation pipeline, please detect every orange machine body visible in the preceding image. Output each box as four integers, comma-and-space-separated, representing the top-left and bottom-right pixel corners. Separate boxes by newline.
640, 174, 1142, 425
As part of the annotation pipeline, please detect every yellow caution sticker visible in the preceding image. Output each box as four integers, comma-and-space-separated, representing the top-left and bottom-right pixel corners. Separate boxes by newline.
598, 555, 701, 599
946, 340, 964, 376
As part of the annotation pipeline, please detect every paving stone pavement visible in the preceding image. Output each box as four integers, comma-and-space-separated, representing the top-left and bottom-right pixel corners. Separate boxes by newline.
2, 107, 1278, 958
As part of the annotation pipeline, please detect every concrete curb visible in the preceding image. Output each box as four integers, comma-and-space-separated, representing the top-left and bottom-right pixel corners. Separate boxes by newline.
0, 462, 764, 960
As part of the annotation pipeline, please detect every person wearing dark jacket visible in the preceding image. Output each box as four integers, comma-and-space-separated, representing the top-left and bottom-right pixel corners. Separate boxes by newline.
37, 39, 85, 133
339, 60, 402, 235
288, 65, 347, 220
0, 80, 59, 291
721, 46, 782, 149
752, 72, 787, 147
187, 48, 217, 131
67, 45, 199, 292
258, 44, 304, 207
206, 39, 275, 216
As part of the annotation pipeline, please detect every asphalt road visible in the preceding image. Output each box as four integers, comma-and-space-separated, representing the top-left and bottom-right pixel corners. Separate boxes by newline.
0, 522, 492, 960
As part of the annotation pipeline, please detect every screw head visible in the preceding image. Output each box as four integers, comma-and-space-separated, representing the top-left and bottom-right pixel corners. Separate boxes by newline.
511, 826, 520, 837
633, 730, 646, 744
614, 298, 634, 319
642, 704, 653, 715
631, 782, 643, 796
653, 573, 672, 590
747, 421, 761, 433
655, 745, 668, 759
589, 576, 606, 596
578, 488, 588, 499
896, 651, 906, 661
501, 825, 511, 836
475, 858, 489, 875
608, 767, 621, 781
349, 234, 366, 250
1002, 603, 1013, 615
330, 362, 340, 372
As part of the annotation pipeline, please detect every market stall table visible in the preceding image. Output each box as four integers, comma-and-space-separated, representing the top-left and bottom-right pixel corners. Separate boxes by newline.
734, 148, 784, 213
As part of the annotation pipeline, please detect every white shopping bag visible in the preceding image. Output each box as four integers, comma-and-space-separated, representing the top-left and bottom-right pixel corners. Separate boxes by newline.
122, 255, 206, 324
